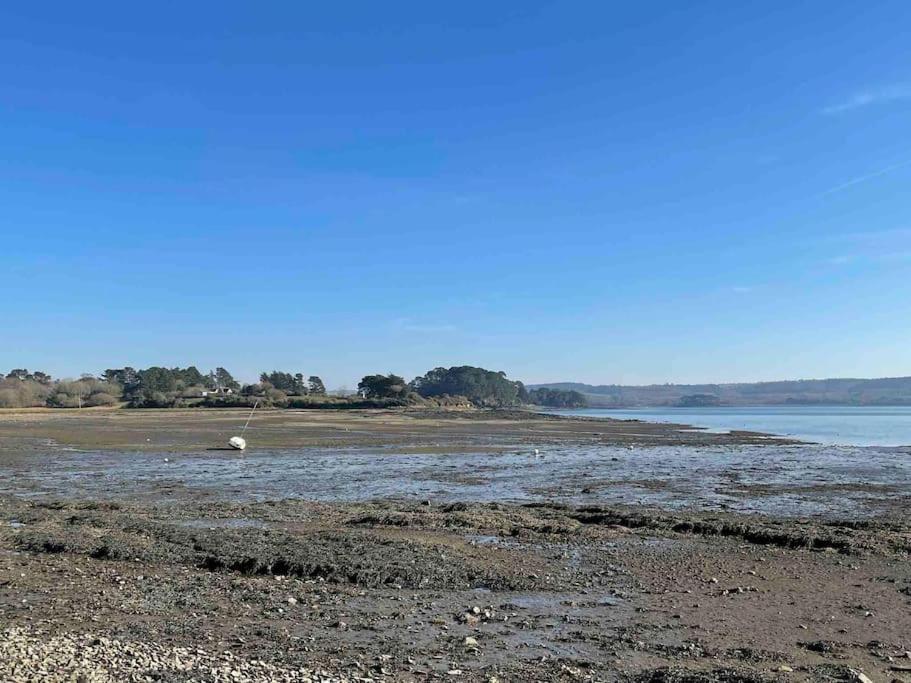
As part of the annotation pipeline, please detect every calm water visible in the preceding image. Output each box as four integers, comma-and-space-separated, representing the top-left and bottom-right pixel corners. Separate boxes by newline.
548, 406, 911, 447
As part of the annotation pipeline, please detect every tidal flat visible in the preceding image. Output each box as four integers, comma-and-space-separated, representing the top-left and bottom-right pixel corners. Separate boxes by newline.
1, 409, 909, 682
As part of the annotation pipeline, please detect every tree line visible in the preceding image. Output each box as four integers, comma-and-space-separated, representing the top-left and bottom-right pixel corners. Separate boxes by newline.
525, 387, 588, 408
357, 366, 586, 408
0, 366, 586, 409
0, 369, 122, 409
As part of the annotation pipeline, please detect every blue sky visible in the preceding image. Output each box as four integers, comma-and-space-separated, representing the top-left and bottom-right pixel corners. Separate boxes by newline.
2, 2, 910, 388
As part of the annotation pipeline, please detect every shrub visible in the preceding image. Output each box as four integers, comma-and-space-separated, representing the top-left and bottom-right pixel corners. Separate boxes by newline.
263, 387, 288, 407
85, 392, 118, 407
0, 379, 51, 408
285, 396, 407, 409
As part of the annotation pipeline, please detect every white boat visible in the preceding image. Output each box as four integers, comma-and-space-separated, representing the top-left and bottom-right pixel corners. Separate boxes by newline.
228, 401, 258, 451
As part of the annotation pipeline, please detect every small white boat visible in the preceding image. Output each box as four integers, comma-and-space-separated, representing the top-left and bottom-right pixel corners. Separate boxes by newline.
228, 401, 258, 451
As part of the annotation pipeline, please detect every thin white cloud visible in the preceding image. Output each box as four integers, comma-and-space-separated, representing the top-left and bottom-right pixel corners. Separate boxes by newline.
826, 255, 852, 266
731, 286, 754, 294
823, 229, 911, 267
394, 318, 458, 334
823, 84, 911, 114
817, 159, 911, 197
831, 227, 911, 244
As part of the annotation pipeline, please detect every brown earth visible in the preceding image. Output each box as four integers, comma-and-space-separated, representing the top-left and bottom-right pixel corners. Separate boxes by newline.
1, 409, 908, 683
0, 407, 795, 454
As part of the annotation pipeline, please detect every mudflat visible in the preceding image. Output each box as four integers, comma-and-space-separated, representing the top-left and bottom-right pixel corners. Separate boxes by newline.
0, 407, 792, 453
1, 409, 909, 682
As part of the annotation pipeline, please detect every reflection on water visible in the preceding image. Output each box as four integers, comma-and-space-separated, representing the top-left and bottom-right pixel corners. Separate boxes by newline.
2, 442, 910, 518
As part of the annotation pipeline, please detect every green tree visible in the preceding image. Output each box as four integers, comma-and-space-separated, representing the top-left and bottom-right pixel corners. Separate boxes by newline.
527, 388, 587, 408
241, 383, 264, 396
212, 367, 239, 391
5, 369, 51, 383
308, 376, 326, 395
178, 366, 206, 387
358, 374, 408, 399
139, 367, 178, 395
260, 371, 301, 393
516, 380, 529, 403
104, 367, 139, 390
410, 366, 523, 407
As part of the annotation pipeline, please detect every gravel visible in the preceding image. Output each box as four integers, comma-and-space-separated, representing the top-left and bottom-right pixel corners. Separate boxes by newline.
0, 627, 366, 683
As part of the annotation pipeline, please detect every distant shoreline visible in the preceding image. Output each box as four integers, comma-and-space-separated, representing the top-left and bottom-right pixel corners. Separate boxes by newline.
540, 402, 911, 409
533, 376, 911, 407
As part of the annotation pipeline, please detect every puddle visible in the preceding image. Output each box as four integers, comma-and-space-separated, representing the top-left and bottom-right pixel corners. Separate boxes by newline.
597, 596, 623, 606
465, 534, 525, 549
467, 534, 502, 546
503, 593, 570, 611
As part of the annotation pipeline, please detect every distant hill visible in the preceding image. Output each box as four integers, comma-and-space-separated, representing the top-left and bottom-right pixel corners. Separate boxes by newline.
528, 376, 911, 407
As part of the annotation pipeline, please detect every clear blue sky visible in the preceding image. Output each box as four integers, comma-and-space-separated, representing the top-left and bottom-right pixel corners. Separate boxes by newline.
2, 2, 910, 388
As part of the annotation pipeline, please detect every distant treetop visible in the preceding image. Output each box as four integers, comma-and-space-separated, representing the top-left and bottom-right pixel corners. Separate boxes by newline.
410, 366, 524, 407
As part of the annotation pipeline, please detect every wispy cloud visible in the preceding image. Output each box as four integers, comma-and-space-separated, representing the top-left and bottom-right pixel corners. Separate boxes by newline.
730, 286, 754, 294
826, 255, 852, 266
822, 228, 911, 267
829, 227, 911, 245
817, 159, 911, 197
823, 84, 911, 115
393, 318, 458, 334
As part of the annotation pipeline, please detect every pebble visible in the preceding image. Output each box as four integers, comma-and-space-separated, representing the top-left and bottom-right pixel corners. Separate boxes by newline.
0, 627, 349, 682
849, 670, 874, 683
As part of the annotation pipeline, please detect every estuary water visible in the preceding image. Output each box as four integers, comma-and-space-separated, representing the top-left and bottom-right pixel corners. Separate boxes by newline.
544, 406, 911, 447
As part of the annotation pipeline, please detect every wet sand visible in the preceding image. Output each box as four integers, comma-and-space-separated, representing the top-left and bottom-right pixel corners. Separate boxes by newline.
1, 409, 910, 682
0, 407, 793, 453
